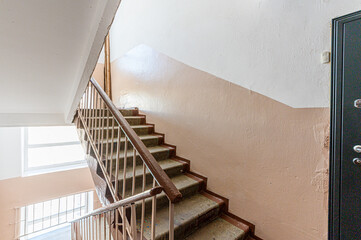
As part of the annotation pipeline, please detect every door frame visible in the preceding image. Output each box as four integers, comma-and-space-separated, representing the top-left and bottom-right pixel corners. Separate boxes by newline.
329, 10, 361, 240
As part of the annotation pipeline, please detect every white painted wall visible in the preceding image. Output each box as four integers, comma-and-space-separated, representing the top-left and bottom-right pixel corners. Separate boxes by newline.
0, 128, 22, 180
109, 0, 361, 108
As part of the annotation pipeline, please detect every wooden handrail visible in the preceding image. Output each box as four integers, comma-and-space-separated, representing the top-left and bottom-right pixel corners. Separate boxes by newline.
70, 187, 163, 223
89, 78, 182, 203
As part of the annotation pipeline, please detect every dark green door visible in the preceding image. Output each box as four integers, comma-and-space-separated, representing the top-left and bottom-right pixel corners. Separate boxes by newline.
330, 11, 361, 240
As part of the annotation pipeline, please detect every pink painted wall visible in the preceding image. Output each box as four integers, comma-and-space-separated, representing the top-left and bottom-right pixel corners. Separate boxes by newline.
110, 45, 330, 240
0, 168, 99, 240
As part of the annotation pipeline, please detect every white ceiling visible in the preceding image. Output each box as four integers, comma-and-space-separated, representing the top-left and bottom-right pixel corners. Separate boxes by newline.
0, 0, 120, 126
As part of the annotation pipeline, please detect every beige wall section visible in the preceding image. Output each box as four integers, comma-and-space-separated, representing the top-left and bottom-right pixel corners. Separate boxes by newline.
111, 45, 330, 240
0, 168, 100, 240
92, 63, 105, 89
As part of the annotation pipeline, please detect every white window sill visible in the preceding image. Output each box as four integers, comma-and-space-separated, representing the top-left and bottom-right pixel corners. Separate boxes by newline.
22, 161, 88, 177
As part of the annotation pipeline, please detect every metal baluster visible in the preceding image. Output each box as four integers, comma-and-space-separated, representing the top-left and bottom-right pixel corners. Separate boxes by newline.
71, 223, 74, 240
84, 84, 89, 127
108, 211, 111, 240
82, 219, 85, 240
122, 137, 128, 240
91, 216, 95, 240
109, 118, 115, 179
96, 96, 102, 153
88, 83, 92, 128
131, 204, 137, 239
132, 149, 136, 196
88, 85, 93, 141
103, 213, 106, 240
83, 218, 88, 239
140, 163, 146, 239
24, 206, 28, 235
131, 148, 138, 239
151, 179, 157, 240
100, 103, 105, 161
89, 85, 95, 142
98, 214, 101, 240
77, 105, 81, 129
93, 91, 98, 147
115, 209, 118, 240
123, 138, 128, 199
105, 108, 110, 172
115, 126, 121, 198
169, 201, 175, 240
122, 207, 126, 240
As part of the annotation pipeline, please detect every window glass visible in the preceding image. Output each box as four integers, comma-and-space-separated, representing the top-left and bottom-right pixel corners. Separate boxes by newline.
28, 126, 79, 145
23, 126, 85, 174
27, 145, 84, 168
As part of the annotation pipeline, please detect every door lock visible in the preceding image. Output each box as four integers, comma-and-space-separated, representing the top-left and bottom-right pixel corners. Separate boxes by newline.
354, 145, 361, 153
354, 99, 361, 108
353, 158, 361, 165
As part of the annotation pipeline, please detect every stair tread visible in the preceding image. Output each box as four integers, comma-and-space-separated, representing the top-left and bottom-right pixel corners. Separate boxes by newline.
185, 218, 246, 240
106, 145, 174, 160
138, 193, 223, 239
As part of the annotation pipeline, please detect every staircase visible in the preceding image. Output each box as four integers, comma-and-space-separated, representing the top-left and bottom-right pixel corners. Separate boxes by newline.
72, 79, 260, 240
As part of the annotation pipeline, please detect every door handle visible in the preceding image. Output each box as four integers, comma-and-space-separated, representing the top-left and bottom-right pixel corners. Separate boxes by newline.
353, 158, 361, 165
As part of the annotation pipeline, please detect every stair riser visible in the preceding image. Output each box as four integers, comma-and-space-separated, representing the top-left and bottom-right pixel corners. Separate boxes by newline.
94, 126, 154, 138
116, 165, 184, 194
87, 116, 146, 127
100, 149, 174, 171
84, 109, 139, 116
97, 137, 162, 152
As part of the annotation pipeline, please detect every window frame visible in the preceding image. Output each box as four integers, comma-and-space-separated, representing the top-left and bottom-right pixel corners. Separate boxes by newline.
22, 127, 87, 176
17, 191, 94, 240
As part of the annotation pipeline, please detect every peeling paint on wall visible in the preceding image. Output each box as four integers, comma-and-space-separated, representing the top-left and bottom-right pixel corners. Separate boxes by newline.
312, 122, 330, 213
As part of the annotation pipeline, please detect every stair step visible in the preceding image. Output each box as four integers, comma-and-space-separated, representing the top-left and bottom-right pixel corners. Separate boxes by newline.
91, 124, 154, 137
185, 218, 247, 240
119, 108, 139, 116
84, 108, 139, 116
114, 159, 186, 193
96, 134, 163, 150
102, 145, 175, 169
132, 174, 203, 216
78, 107, 257, 240
87, 115, 146, 127
137, 193, 225, 240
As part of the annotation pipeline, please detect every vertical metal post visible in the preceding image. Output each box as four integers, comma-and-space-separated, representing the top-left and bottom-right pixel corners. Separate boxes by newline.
169, 201, 175, 240
104, 34, 112, 99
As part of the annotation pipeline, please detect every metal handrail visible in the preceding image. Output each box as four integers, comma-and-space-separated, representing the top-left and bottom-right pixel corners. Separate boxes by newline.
89, 78, 182, 203
70, 187, 163, 223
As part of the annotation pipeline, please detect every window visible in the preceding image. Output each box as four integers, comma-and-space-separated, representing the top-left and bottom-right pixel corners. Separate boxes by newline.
16, 191, 94, 240
23, 126, 86, 175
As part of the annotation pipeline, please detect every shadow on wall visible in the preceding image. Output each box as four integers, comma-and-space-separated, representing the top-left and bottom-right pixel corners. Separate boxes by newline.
110, 44, 330, 240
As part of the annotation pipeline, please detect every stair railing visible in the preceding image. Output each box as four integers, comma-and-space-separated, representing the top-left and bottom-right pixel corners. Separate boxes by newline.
73, 78, 182, 240
70, 187, 162, 240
